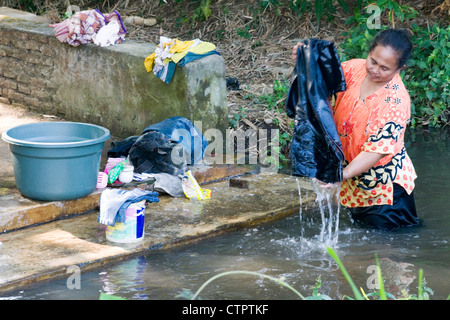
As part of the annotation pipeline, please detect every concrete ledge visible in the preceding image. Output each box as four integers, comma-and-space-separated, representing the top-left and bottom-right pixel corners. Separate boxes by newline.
0, 163, 257, 233
0, 103, 255, 234
0, 7, 228, 137
0, 174, 315, 294
0, 190, 102, 233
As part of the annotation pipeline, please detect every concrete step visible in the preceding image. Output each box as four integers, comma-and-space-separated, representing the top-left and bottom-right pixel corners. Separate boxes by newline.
0, 103, 318, 295
0, 173, 316, 294
0, 162, 256, 233
0, 103, 255, 233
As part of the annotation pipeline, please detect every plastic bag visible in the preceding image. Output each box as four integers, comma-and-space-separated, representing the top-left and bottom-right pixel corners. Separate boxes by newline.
104, 157, 125, 175
181, 170, 211, 200
108, 160, 126, 184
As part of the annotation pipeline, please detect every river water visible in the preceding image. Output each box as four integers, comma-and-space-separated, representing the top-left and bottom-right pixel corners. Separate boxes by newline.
2, 128, 450, 300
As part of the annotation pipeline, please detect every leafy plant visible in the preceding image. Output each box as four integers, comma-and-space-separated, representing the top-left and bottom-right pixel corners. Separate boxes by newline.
288, 0, 350, 30
246, 77, 292, 168
340, 0, 418, 60
236, 25, 252, 39
172, 0, 212, 25
339, 1, 449, 127
377, 0, 418, 28
191, 0, 212, 23
306, 275, 332, 300
228, 106, 246, 129
254, 77, 290, 111
404, 23, 450, 127
339, 4, 386, 61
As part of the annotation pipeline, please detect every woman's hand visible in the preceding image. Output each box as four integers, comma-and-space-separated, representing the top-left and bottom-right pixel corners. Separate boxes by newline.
312, 178, 339, 189
312, 151, 387, 189
292, 42, 305, 61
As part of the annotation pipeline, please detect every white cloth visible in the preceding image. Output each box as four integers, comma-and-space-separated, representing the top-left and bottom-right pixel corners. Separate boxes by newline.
92, 20, 121, 47
98, 188, 158, 226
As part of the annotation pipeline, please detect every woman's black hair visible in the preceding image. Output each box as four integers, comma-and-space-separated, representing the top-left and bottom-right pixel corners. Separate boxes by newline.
369, 29, 413, 68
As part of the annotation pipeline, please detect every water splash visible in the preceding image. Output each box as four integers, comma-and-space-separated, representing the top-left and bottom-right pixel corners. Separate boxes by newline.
296, 178, 305, 250
311, 179, 341, 247
295, 178, 303, 221
296, 178, 341, 248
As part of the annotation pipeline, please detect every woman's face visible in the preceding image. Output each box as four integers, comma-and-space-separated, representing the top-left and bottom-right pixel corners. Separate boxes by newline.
365, 45, 401, 84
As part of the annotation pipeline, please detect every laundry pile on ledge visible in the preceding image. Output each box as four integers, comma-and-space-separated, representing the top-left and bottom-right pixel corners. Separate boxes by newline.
50, 9, 127, 47
50, 12, 219, 83
144, 36, 220, 84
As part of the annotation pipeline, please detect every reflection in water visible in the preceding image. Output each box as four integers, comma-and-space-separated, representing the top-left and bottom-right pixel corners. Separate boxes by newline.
2, 128, 450, 300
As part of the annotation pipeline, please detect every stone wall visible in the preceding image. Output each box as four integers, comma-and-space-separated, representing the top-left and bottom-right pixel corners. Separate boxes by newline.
0, 8, 228, 137
0, 17, 55, 111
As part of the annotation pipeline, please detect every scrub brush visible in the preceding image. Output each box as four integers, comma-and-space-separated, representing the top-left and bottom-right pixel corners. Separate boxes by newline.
97, 172, 108, 189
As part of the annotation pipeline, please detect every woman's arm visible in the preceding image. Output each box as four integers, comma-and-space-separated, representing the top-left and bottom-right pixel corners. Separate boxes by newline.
342, 151, 386, 181
315, 151, 386, 189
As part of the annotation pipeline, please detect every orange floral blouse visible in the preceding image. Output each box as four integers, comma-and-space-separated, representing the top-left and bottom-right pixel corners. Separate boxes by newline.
333, 59, 417, 208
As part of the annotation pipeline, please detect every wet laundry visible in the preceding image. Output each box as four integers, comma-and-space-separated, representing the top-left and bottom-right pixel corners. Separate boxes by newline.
98, 188, 159, 226
144, 36, 220, 83
50, 9, 126, 47
108, 117, 208, 177
286, 38, 346, 183
137, 172, 185, 197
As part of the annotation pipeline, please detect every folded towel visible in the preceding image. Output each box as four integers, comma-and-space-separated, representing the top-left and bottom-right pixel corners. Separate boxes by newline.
98, 188, 159, 226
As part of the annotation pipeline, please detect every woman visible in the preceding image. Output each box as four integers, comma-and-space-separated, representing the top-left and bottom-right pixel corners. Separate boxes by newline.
292, 29, 419, 230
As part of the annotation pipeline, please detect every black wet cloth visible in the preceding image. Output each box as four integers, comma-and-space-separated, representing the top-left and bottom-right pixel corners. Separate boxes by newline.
107, 117, 208, 176
107, 135, 139, 158
129, 131, 186, 176
347, 183, 419, 230
286, 38, 346, 183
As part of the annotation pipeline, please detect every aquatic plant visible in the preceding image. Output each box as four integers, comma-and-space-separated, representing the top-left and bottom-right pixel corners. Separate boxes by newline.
98, 244, 445, 300
177, 246, 443, 300
187, 270, 306, 300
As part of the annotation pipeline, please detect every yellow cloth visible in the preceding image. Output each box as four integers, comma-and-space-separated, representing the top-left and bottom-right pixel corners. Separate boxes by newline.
171, 41, 216, 64
144, 38, 195, 72
144, 38, 216, 72
169, 39, 194, 53
144, 52, 156, 72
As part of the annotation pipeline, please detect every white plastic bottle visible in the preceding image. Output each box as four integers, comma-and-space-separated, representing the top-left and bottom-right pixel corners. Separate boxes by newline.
118, 164, 134, 183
